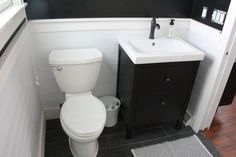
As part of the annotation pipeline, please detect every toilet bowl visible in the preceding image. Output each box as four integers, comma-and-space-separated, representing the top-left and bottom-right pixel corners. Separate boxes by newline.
49, 48, 106, 157
60, 94, 106, 157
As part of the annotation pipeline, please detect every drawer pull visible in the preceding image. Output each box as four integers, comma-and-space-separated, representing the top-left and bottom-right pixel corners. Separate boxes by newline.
164, 76, 171, 82
160, 100, 166, 106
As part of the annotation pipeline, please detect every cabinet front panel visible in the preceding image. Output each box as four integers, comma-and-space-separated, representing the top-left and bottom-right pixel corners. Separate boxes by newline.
117, 47, 136, 123
136, 65, 194, 92
134, 89, 187, 126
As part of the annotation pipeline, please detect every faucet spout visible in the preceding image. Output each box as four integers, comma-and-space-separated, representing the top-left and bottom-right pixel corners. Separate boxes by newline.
149, 17, 160, 39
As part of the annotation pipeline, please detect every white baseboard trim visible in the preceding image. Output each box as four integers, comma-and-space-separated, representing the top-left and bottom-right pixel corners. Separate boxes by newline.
45, 106, 61, 120
185, 110, 196, 129
37, 111, 46, 157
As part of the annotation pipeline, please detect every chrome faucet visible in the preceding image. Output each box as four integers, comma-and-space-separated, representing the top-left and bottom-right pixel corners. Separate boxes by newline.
149, 17, 160, 39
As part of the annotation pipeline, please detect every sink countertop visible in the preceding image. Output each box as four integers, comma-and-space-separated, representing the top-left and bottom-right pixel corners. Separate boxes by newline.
118, 36, 205, 64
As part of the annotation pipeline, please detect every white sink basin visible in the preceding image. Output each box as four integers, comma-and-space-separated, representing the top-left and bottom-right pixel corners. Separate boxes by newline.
130, 38, 194, 54
118, 36, 205, 64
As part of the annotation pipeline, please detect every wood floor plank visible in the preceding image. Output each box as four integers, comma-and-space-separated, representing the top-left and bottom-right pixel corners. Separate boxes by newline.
204, 95, 236, 157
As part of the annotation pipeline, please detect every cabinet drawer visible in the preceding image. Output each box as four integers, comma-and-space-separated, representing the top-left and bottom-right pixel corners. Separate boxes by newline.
134, 89, 188, 126
136, 64, 194, 91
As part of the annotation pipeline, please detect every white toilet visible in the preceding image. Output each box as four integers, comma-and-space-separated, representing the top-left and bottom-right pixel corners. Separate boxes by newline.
49, 48, 106, 157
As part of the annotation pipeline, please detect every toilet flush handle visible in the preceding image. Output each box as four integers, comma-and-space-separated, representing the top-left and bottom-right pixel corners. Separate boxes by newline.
51, 65, 63, 71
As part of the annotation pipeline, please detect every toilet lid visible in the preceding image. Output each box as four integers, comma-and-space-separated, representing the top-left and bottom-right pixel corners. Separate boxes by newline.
61, 95, 106, 137
49, 48, 102, 65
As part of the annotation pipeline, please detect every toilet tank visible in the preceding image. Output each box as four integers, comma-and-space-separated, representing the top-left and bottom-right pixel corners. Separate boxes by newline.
49, 49, 103, 94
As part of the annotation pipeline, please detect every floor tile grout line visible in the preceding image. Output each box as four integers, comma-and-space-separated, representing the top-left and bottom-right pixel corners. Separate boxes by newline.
101, 132, 125, 138
45, 141, 69, 145
101, 125, 164, 138
162, 127, 169, 136
165, 130, 194, 136
140, 142, 145, 147
103, 126, 166, 138
47, 152, 73, 157
140, 132, 194, 144
100, 141, 143, 150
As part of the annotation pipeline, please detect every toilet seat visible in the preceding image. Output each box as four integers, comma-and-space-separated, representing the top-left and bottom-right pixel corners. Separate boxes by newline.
60, 94, 106, 139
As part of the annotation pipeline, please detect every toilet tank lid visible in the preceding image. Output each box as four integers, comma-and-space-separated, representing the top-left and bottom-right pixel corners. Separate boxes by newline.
49, 48, 103, 65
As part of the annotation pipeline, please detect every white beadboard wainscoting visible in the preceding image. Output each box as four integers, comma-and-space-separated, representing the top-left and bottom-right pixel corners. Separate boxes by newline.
186, 20, 222, 130
0, 23, 44, 157
29, 18, 190, 119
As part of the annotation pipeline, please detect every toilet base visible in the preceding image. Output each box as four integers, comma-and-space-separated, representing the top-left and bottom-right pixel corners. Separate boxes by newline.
69, 138, 99, 157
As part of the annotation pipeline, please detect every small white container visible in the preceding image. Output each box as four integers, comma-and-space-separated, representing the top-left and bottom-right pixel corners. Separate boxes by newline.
99, 96, 121, 127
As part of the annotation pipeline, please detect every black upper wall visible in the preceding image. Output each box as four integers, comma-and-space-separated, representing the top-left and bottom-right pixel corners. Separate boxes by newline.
191, 0, 231, 30
24, 0, 194, 19
24, 0, 231, 30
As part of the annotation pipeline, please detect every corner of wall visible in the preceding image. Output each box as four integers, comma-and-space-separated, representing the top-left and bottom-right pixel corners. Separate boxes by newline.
45, 106, 61, 120
37, 110, 46, 157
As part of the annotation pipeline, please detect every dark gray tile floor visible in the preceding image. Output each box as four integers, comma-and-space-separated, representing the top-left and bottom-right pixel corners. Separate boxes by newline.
45, 119, 221, 157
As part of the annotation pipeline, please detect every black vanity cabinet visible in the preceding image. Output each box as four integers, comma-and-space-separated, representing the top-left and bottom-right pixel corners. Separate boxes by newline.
117, 46, 200, 138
